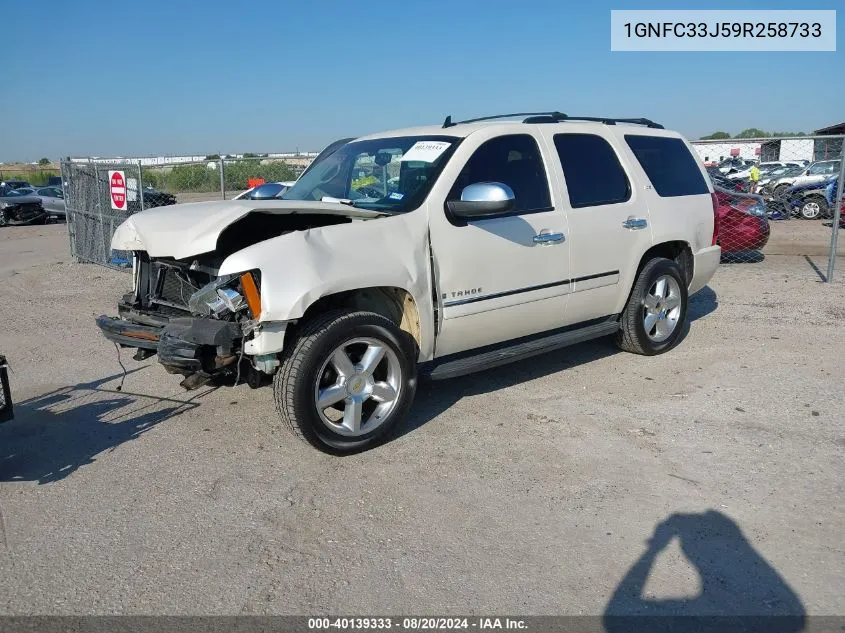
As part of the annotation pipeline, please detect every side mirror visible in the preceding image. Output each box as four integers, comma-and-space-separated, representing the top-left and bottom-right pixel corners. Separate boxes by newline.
446, 182, 515, 219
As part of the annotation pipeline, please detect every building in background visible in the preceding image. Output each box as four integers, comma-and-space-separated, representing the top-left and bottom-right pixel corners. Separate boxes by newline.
813, 123, 845, 161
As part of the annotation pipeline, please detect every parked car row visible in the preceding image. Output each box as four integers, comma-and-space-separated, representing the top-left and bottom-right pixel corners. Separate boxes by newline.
707, 159, 843, 221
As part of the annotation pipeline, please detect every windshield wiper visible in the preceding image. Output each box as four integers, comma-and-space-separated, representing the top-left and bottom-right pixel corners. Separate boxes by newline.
320, 196, 354, 206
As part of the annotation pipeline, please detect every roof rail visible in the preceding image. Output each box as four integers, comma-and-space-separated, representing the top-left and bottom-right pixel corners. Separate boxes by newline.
442, 112, 663, 129
442, 111, 568, 128
523, 113, 664, 129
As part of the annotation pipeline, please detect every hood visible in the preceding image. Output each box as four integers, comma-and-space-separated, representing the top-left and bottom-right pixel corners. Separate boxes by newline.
110, 199, 385, 259
0, 195, 42, 205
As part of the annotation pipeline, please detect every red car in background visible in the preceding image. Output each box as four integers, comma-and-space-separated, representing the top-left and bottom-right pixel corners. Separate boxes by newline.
713, 187, 770, 253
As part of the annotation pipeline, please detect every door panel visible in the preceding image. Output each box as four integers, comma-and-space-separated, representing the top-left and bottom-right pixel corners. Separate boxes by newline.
428, 130, 571, 357
539, 129, 652, 323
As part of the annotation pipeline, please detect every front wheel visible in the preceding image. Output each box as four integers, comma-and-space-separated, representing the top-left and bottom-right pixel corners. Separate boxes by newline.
274, 310, 418, 454
617, 258, 688, 356
799, 196, 827, 220
0, 209, 7, 227
773, 184, 790, 199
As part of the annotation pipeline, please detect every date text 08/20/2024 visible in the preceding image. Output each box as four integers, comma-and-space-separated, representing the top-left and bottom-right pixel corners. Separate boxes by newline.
308, 618, 528, 630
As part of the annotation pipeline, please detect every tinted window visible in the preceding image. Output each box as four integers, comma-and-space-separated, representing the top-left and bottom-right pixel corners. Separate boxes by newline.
448, 134, 551, 213
625, 135, 709, 197
553, 133, 630, 208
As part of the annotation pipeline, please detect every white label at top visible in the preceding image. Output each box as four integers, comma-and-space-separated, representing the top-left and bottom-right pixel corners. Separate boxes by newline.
401, 141, 452, 163
610, 10, 836, 51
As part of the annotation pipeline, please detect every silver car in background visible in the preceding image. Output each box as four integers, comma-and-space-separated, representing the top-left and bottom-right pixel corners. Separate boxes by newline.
29, 186, 66, 218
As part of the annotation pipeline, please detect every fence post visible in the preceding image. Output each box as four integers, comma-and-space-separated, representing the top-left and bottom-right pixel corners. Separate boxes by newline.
137, 160, 145, 211
91, 160, 108, 265
60, 161, 76, 261
219, 157, 226, 200
825, 137, 845, 283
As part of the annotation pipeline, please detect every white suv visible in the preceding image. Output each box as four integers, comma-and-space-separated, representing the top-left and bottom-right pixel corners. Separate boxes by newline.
99, 112, 721, 453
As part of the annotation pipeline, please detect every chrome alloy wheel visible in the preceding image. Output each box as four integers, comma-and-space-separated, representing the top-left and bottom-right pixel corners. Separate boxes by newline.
642, 275, 682, 343
314, 337, 402, 437
801, 201, 821, 219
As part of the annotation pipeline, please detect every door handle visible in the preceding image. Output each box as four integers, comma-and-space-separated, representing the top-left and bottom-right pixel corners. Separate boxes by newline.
622, 217, 648, 230
533, 231, 565, 245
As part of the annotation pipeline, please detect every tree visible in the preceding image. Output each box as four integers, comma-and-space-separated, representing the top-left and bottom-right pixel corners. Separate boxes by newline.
735, 128, 768, 139
38, 157, 50, 165
243, 152, 257, 158
700, 131, 731, 140
205, 154, 220, 160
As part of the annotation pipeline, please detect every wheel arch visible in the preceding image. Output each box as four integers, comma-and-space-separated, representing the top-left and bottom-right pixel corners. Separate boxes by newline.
293, 286, 426, 360
615, 240, 693, 316
637, 241, 694, 286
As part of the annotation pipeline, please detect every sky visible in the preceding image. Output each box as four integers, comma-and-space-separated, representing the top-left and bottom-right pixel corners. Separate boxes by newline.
0, 0, 842, 162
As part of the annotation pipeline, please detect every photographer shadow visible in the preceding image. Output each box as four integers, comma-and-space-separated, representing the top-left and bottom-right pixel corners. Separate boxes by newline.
604, 510, 806, 633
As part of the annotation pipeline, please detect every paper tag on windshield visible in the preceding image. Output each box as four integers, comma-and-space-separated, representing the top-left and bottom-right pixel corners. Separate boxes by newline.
401, 141, 451, 163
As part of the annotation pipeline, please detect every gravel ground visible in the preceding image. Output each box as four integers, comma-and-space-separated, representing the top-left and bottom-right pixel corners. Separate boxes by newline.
0, 224, 843, 616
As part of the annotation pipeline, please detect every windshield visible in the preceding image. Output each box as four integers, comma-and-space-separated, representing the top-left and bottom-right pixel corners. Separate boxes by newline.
284, 135, 461, 212
772, 166, 804, 178
808, 161, 839, 175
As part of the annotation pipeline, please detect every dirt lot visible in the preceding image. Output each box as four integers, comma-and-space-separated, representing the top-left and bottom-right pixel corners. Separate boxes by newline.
0, 223, 843, 616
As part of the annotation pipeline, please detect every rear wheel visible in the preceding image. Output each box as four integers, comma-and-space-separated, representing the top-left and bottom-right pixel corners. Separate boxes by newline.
617, 258, 688, 356
800, 196, 827, 220
274, 310, 417, 454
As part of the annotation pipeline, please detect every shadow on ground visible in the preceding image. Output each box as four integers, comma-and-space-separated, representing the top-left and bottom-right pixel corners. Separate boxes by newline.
394, 285, 718, 442
721, 251, 765, 264
603, 510, 805, 633
0, 370, 213, 484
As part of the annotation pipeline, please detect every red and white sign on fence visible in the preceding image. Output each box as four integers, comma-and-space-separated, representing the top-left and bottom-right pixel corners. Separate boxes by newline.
109, 170, 127, 210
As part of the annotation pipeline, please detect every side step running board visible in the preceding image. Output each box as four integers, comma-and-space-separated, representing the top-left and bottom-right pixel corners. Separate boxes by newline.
424, 319, 620, 381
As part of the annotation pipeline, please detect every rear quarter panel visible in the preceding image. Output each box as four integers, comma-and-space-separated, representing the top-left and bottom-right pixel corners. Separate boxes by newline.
611, 129, 717, 305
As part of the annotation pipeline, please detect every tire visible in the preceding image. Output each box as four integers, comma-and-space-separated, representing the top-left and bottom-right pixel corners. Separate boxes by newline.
617, 258, 688, 356
274, 310, 418, 454
0, 209, 7, 227
773, 184, 790, 199
799, 196, 827, 220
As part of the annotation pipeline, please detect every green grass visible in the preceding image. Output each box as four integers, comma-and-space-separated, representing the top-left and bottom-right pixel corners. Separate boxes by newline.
0, 169, 60, 186
142, 161, 297, 193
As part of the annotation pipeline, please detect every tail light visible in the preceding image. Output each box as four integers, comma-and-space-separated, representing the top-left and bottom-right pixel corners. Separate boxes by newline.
710, 192, 720, 246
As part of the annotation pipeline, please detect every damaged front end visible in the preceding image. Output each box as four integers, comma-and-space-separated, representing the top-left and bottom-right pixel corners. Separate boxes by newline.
96, 253, 266, 389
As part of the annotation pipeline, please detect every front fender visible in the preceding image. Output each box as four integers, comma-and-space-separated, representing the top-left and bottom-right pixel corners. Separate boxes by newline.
217, 211, 435, 359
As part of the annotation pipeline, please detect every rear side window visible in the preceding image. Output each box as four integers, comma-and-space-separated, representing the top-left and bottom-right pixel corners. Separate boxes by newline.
553, 134, 630, 208
625, 135, 709, 197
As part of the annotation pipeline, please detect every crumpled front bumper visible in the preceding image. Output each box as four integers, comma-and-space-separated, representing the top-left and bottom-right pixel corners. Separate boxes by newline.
95, 315, 161, 350
96, 314, 242, 375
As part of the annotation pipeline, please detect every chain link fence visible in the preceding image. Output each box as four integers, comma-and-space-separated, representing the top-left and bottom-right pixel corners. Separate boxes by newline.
61, 156, 305, 268
690, 135, 845, 279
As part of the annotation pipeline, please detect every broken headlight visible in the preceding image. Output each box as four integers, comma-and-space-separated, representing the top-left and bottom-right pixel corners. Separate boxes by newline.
188, 274, 248, 318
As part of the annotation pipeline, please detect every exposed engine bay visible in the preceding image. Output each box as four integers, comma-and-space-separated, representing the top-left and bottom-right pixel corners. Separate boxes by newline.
96, 211, 357, 389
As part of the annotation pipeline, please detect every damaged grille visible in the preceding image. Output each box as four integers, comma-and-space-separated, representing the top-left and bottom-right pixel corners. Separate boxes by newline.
158, 266, 198, 307
10, 202, 44, 221
135, 257, 214, 314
